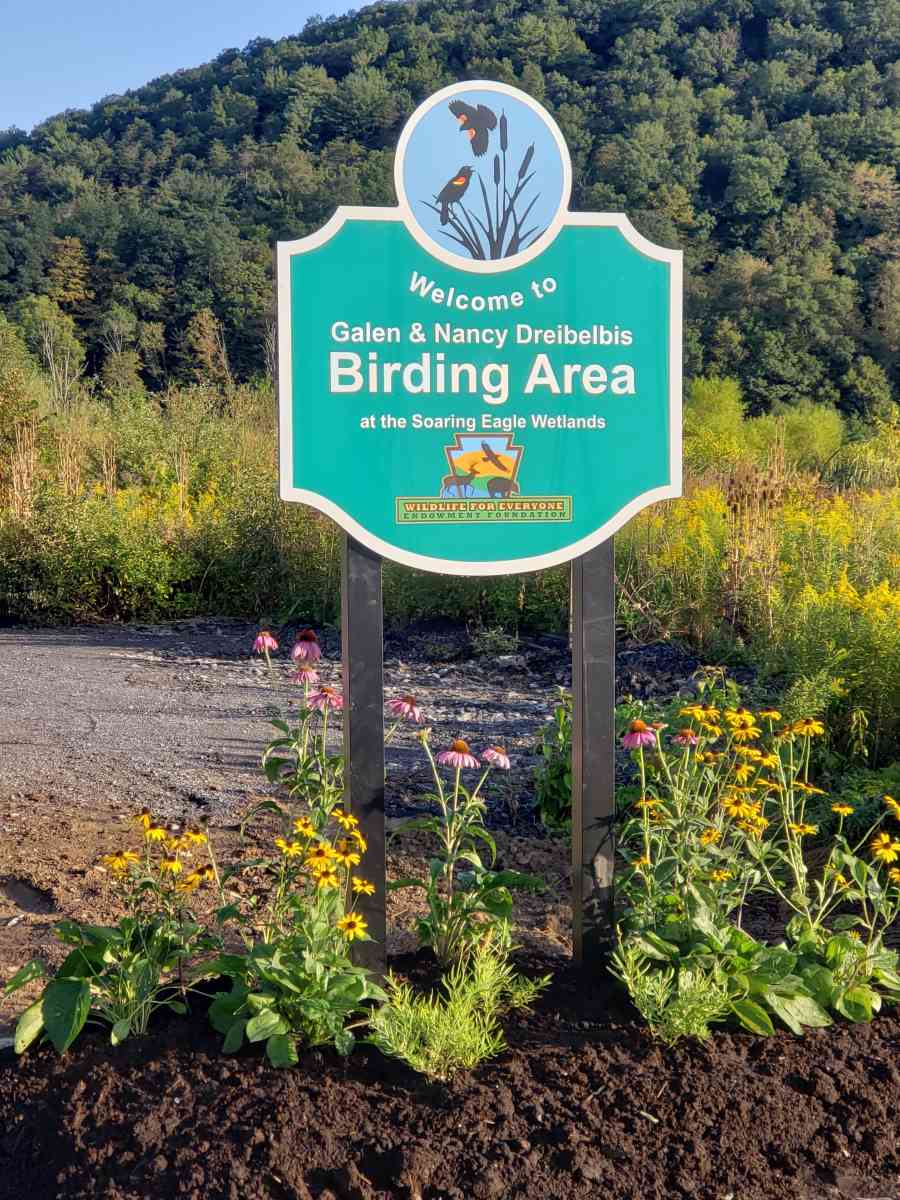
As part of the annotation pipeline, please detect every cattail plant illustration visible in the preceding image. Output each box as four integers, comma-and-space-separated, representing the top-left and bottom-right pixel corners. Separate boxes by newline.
421, 100, 546, 261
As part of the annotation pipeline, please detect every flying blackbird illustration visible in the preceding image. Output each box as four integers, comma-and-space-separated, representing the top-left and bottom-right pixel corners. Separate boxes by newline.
449, 100, 498, 156
437, 165, 473, 224
480, 441, 507, 471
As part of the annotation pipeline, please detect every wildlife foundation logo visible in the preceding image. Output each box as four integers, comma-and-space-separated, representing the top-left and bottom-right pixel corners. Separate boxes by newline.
395, 433, 573, 525
395, 81, 572, 273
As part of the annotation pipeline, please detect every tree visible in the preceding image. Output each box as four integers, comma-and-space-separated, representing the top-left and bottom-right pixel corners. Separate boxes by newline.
47, 236, 93, 311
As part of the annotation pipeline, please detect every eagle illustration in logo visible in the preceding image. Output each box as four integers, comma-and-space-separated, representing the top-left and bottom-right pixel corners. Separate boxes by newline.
448, 99, 497, 157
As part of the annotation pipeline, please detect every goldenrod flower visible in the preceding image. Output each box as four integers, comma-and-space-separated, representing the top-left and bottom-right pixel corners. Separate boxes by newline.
710, 868, 733, 882
871, 832, 900, 864
275, 837, 304, 858
315, 870, 340, 889
793, 717, 825, 738
700, 827, 721, 845
332, 809, 359, 831
758, 709, 782, 721
305, 843, 336, 871
831, 803, 854, 817
884, 795, 900, 820
159, 856, 183, 875
352, 876, 376, 895
293, 816, 315, 838
145, 823, 168, 842
102, 849, 139, 873
788, 823, 818, 837
333, 839, 362, 868
337, 912, 368, 940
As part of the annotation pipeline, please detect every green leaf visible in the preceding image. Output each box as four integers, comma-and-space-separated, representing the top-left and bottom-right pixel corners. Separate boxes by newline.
800, 965, 836, 1009
834, 986, 880, 1023
14, 999, 45, 1053
730, 998, 775, 1036
766, 990, 832, 1034
42, 978, 92, 1054
110, 1019, 131, 1045
3, 959, 46, 994
266, 1033, 298, 1067
246, 1008, 287, 1042
333, 1028, 355, 1056
223, 1019, 247, 1053
167, 1000, 187, 1015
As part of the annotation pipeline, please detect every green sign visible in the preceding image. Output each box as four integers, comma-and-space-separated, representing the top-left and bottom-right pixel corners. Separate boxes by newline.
278, 81, 681, 575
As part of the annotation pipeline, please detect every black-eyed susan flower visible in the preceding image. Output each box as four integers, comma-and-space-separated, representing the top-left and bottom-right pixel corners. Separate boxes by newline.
788, 823, 818, 837
793, 717, 825, 738
733, 745, 762, 760
133, 807, 153, 830
700, 723, 723, 739
102, 849, 139, 873
871, 832, 900, 864
332, 809, 359, 831
758, 753, 780, 770
832, 872, 850, 890
352, 876, 376, 895
733, 763, 755, 784
159, 856, 183, 875
758, 709, 782, 721
351, 829, 367, 852
293, 816, 315, 838
633, 855, 651, 870
710, 868, 733, 883
306, 842, 336, 871
178, 869, 207, 892
731, 716, 761, 743
145, 823, 168, 842
831, 803, 854, 817
183, 826, 207, 846
337, 912, 368, 940
700, 827, 721, 845
888, 868, 900, 886
635, 796, 659, 810
315, 870, 340, 890
275, 837, 304, 858
333, 839, 361, 869
884, 795, 900, 820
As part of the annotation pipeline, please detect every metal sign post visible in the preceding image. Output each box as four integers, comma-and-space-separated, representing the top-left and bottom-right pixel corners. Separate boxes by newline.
277, 78, 682, 972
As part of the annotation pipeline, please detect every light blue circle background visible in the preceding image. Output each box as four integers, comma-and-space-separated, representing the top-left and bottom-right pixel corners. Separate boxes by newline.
401, 87, 566, 262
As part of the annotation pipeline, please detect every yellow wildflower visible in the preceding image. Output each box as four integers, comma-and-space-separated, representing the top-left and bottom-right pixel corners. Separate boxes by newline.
635, 796, 659, 810
293, 816, 315, 838
888, 868, 900, 886
733, 763, 755, 785
884, 795, 900, 820
758, 753, 780, 770
871, 832, 900, 864
788, 823, 818, 837
337, 912, 368, 940
731, 717, 761, 743
700, 723, 723, 739
733, 746, 762, 760
305, 842, 336, 871
352, 877, 376, 895
182, 827, 207, 846
831, 803, 854, 817
333, 839, 362, 868
275, 837, 304, 858
756, 778, 782, 792
710, 869, 733, 882
101, 849, 139, 873
159, 856, 183, 875
133, 808, 153, 831
793, 717, 826, 738
315, 870, 341, 889
633, 855, 651, 870
351, 829, 368, 851
832, 873, 850, 890
332, 809, 359, 831
758, 709, 782, 721
145, 823, 168, 843
700, 827, 721, 845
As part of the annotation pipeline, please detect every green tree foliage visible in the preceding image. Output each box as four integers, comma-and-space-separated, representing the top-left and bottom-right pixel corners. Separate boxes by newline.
0, 0, 896, 417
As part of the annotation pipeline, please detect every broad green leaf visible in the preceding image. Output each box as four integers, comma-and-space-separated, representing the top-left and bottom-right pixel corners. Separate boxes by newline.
730, 999, 775, 1036
636, 932, 681, 961
167, 1000, 187, 1015
223, 1019, 246, 1053
3, 959, 46, 994
766, 989, 831, 1034
800, 965, 835, 1009
245, 1008, 287, 1042
43, 978, 92, 1054
834, 986, 880, 1023
266, 1033, 299, 1067
333, 1028, 355, 1057
110, 1019, 130, 1045
14, 999, 45, 1053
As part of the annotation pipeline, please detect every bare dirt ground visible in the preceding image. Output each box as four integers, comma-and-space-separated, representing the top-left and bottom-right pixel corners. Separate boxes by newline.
0, 618, 699, 1037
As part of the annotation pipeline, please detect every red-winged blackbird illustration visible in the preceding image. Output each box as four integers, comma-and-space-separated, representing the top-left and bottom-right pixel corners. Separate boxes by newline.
479, 441, 507, 471
448, 100, 498, 156
437, 165, 473, 224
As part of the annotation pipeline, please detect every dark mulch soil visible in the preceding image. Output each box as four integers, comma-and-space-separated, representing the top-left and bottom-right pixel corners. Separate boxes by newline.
3, 955, 899, 1200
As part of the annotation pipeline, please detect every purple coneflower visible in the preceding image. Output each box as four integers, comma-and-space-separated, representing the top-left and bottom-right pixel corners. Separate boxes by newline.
672, 728, 699, 746
308, 686, 344, 712
481, 746, 511, 770
388, 694, 424, 723
621, 719, 657, 750
436, 739, 480, 769
292, 628, 322, 662
253, 630, 278, 653
290, 663, 320, 687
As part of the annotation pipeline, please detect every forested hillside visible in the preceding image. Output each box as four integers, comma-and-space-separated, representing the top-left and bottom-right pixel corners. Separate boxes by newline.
1, 0, 899, 415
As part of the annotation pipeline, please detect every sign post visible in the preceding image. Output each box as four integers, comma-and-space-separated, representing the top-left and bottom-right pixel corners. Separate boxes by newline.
277, 80, 682, 967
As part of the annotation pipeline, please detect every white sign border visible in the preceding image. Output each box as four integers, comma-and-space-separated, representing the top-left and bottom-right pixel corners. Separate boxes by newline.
277, 208, 682, 578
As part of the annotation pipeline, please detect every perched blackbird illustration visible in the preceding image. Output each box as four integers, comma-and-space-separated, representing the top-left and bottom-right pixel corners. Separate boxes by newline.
437, 165, 473, 224
449, 100, 498, 156
480, 441, 507, 471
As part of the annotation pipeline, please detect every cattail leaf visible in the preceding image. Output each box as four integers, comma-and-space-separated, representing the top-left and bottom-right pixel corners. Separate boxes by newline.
518, 144, 534, 179
493, 155, 500, 184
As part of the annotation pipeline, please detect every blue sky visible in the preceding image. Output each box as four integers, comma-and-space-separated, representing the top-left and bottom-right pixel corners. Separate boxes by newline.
0, 0, 353, 133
